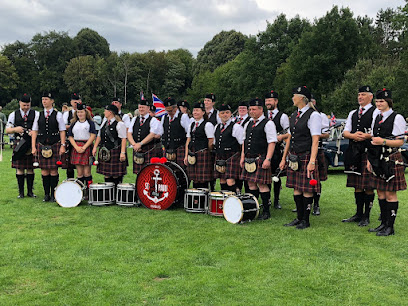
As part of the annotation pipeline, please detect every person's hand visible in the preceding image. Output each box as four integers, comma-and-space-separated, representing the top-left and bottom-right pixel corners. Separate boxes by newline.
92, 147, 97, 157
133, 143, 142, 152
32, 146, 37, 155
60, 145, 66, 155
262, 159, 271, 169
240, 156, 245, 168
14, 126, 24, 134
184, 156, 188, 166
307, 162, 316, 178
367, 160, 373, 173
354, 131, 365, 141
279, 159, 286, 170
371, 137, 384, 146
120, 153, 126, 162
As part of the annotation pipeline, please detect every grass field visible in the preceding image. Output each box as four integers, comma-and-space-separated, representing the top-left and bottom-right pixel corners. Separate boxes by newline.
0, 141, 408, 305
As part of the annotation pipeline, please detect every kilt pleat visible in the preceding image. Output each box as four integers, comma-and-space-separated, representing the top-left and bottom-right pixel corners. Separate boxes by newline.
286, 153, 321, 193
12, 144, 35, 169
187, 149, 213, 182
346, 153, 373, 189
35, 142, 67, 169
214, 151, 241, 180
240, 155, 272, 185
370, 152, 407, 191
70, 142, 93, 166
317, 149, 328, 181
97, 146, 127, 177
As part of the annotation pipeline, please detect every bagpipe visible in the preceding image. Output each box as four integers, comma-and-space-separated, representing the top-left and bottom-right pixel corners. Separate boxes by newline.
12, 129, 32, 162
343, 128, 371, 175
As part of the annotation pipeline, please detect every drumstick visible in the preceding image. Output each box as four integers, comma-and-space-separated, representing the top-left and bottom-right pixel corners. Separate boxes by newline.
272, 169, 283, 182
309, 172, 317, 186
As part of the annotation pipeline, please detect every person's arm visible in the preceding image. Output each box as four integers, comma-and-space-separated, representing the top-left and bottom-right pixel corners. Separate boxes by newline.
184, 137, 191, 166
59, 131, 66, 155
92, 136, 101, 157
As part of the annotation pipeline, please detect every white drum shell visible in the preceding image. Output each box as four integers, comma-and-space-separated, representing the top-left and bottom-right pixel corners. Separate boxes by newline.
55, 179, 84, 208
88, 183, 115, 206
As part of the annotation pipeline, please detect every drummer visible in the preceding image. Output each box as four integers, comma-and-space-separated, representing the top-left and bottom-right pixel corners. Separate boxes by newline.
280, 86, 322, 229
6, 93, 39, 198
31, 92, 67, 202
184, 102, 215, 189
92, 104, 127, 187
67, 103, 97, 198
234, 101, 250, 193
214, 104, 244, 192
161, 97, 190, 168
367, 89, 406, 236
128, 99, 163, 175
240, 98, 277, 220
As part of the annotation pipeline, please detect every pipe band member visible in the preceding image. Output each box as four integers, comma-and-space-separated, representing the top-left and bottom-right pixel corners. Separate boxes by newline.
67, 103, 97, 199
214, 104, 244, 193
112, 97, 131, 129
128, 98, 163, 175
92, 104, 127, 187
265, 90, 290, 210
184, 102, 215, 189
161, 97, 190, 168
342, 85, 379, 226
281, 86, 322, 229
178, 100, 191, 118
6, 93, 39, 198
240, 98, 277, 221
31, 92, 67, 202
367, 88, 406, 236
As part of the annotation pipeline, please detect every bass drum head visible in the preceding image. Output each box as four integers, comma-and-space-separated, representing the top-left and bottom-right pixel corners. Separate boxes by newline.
136, 162, 187, 210
55, 181, 83, 208
223, 196, 243, 224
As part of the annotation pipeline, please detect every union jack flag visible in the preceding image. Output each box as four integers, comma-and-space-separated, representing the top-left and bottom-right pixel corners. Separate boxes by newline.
330, 112, 337, 126
140, 91, 144, 100
152, 93, 167, 117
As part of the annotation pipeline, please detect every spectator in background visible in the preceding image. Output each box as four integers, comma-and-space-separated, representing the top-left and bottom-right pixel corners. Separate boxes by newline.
0, 106, 7, 148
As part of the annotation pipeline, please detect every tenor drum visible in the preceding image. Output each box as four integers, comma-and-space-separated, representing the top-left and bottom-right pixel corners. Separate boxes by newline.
136, 162, 188, 210
223, 194, 259, 224
88, 182, 115, 206
207, 191, 235, 216
116, 183, 136, 206
184, 188, 209, 213
54, 179, 85, 208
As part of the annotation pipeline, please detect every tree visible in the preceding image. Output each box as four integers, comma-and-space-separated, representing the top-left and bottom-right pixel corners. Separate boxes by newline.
0, 55, 19, 105
73, 28, 110, 58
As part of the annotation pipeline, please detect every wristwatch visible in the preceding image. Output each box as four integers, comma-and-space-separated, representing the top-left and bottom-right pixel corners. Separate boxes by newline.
266, 158, 272, 162
61, 143, 66, 147
383, 139, 387, 146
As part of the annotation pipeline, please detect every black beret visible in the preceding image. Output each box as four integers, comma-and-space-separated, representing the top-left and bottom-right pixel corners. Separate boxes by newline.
20, 93, 31, 103
77, 103, 87, 111
105, 104, 119, 115
238, 101, 249, 108
265, 90, 278, 99
112, 97, 121, 103
178, 100, 190, 109
42, 92, 54, 99
249, 98, 264, 107
163, 97, 176, 107
150, 105, 157, 112
193, 102, 205, 110
139, 99, 151, 106
219, 104, 232, 111
376, 88, 392, 99
71, 92, 81, 100
205, 93, 216, 101
292, 86, 311, 100
359, 85, 372, 93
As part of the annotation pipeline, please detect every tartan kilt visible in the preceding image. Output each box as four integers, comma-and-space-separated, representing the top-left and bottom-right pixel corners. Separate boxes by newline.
70, 142, 93, 166
96, 146, 127, 177
240, 155, 272, 185
187, 149, 213, 182
317, 149, 328, 181
214, 151, 241, 180
35, 142, 67, 170
11, 144, 35, 169
286, 153, 321, 193
133, 144, 163, 174
164, 146, 186, 170
370, 152, 407, 191
271, 143, 286, 177
62, 143, 76, 170
346, 153, 373, 190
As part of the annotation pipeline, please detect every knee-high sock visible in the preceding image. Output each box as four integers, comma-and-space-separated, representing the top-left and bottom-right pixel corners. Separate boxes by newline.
220, 183, 228, 191
294, 194, 303, 221
387, 201, 399, 227
248, 188, 259, 200
228, 184, 236, 193
67, 168, 75, 179
378, 199, 387, 225
355, 191, 365, 217
273, 179, 281, 203
260, 191, 271, 214
16, 174, 25, 195
26, 173, 35, 194
313, 192, 320, 207
303, 196, 313, 224
50, 175, 59, 196
42, 175, 51, 196
363, 193, 375, 218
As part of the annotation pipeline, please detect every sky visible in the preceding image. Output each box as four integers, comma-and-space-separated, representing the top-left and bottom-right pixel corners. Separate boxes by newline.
0, 0, 405, 56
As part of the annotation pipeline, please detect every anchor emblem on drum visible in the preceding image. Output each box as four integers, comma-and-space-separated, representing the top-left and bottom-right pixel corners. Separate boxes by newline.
143, 169, 169, 203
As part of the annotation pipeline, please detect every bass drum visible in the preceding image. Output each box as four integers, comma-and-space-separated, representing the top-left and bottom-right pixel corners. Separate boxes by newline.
136, 162, 188, 210
54, 179, 85, 208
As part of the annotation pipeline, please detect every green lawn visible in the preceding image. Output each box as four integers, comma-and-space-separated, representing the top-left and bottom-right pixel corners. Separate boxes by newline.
0, 141, 407, 305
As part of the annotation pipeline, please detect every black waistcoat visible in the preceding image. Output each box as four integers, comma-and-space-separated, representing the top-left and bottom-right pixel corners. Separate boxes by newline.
189, 121, 208, 151
208, 110, 218, 126
272, 111, 284, 133
373, 112, 397, 138
14, 110, 35, 139
244, 118, 268, 156
351, 106, 375, 133
100, 120, 119, 150
132, 116, 153, 146
214, 122, 239, 154
289, 108, 314, 154
162, 114, 186, 149
38, 111, 60, 145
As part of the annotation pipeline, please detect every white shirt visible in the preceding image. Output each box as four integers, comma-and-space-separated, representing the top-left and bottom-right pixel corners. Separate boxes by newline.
161, 110, 190, 133
32, 108, 66, 131
291, 106, 321, 136
68, 120, 97, 140
98, 118, 127, 138
370, 109, 406, 136
215, 119, 244, 145
267, 109, 290, 130
63, 109, 76, 125
243, 114, 278, 143
207, 108, 222, 125
344, 103, 379, 132
187, 119, 215, 139
128, 114, 163, 135
6, 109, 39, 129
320, 112, 330, 134
118, 111, 131, 129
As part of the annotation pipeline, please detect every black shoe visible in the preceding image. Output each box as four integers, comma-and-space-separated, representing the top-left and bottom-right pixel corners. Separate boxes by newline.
312, 204, 320, 216
50, 195, 56, 202
368, 224, 386, 233
378, 214, 381, 221
27, 192, 37, 198
284, 219, 301, 227
43, 195, 51, 202
273, 200, 281, 209
292, 208, 297, 212
342, 215, 362, 223
258, 211, 271, 220
296, 220, 310, 229
376, 227, 395, 236
358, 217, 370, 227
18, 193, 25, 199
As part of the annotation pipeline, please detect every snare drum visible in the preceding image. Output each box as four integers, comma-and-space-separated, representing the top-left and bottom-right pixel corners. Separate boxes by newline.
88, 182, 115, 206
223, 194, 259, 224
207, 191, 235, 216
184, 188, 209, 213
116, 183, 136, 207
54, 179, 85, 208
